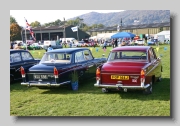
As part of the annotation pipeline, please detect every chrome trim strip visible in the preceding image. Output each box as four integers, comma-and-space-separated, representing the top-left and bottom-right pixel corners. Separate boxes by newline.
101, 73, 140, 75
145, 62, 159, 75
94, 83, 150, 89
21, 81, 71, 87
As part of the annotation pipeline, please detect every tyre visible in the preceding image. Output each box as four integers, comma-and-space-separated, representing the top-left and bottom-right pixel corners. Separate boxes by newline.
157, 75, 162, 82
102, 88, 109, 93
143, 81, 152, 95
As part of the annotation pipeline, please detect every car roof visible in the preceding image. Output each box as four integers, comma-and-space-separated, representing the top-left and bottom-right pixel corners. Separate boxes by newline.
112, 46, 151, 51
47, 48, 89, 53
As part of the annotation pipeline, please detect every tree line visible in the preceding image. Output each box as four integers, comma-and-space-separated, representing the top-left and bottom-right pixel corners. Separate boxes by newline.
10, 16, 105, 41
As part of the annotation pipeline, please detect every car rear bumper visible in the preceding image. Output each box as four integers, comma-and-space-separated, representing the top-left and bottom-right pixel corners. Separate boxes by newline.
94, 83, 150, 89
21, 81, 71, 87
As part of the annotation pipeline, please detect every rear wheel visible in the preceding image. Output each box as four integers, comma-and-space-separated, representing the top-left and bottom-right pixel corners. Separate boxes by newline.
102, 88, 109, 93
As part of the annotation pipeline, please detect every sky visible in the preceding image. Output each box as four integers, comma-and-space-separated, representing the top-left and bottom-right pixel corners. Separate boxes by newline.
10, 10, 124, 27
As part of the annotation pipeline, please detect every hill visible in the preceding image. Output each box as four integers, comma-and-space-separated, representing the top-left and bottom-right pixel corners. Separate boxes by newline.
69, 10, 170, 26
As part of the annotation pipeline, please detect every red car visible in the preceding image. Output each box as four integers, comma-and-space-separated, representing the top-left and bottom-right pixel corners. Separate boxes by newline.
94, 46, 163, 94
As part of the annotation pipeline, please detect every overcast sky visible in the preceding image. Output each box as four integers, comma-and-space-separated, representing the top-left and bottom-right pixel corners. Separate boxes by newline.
10, 10, 124, 27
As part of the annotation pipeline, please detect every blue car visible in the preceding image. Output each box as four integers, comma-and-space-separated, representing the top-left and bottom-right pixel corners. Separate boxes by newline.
148, 39, 158, 45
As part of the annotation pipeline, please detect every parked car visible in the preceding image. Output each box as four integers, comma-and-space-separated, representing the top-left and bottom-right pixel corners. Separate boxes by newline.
43, 41, 63, 51
147, 39, 158, 45
76, 41, 85, 47
31, 43, 42, 49
135, 39, 145, 46
94, 46, 163, 94
20, 48, 107, 89
10, 49, 40, 83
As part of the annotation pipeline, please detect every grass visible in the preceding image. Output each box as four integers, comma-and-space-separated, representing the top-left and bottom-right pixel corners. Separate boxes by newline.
10, 44, 170, 116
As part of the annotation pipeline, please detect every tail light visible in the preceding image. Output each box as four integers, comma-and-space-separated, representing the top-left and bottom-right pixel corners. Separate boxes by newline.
140, 69, 145, 83
54, 67, 58, 78
20, 66, 25, 78
96, 68, 101, 80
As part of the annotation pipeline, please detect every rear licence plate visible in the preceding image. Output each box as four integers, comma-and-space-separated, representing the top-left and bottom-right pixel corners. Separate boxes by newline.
111, 75, 129, 80
34, 75, 48, 79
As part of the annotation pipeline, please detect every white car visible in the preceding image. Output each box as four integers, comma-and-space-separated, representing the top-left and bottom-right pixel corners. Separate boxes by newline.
135, 39, 145, 45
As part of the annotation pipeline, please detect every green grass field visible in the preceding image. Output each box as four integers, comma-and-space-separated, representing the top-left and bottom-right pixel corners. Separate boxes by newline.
10, 45, 170, 116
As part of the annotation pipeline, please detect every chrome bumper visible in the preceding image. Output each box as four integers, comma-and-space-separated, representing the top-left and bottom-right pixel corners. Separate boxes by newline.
94, 83, 150, 89
21, 81, 71, 87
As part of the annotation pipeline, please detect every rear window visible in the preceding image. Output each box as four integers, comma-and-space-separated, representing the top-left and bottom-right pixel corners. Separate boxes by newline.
40, 53, 72, 64
108, 51, 147, 61
10, 52, 22, 63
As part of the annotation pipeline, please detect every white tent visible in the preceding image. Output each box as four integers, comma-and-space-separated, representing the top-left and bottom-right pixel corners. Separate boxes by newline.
156, 30, 170, 40
103, 33, 117, 40
156, 31, 170, 36
96, 33, 105, 39
96, 33, 117, 40
89, 36, 97, 39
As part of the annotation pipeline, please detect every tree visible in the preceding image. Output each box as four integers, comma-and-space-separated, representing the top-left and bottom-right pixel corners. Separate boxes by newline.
10, 23, 21, 41
10, 16, 17, 24
30, 21, 41, 28
97, 24, 105, 28
54, 19, 62, 26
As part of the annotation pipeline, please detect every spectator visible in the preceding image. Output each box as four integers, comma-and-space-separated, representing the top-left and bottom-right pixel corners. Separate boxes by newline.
114, 39, 118, 47
13, 42, 17, 49
103, 40, 107, 49
69, 41, 72, 48
47, 45, 53, 52
121, 41, 126, 46
14, 43, 21, 50
64, 41, 67, 48
112, 39, 115, 48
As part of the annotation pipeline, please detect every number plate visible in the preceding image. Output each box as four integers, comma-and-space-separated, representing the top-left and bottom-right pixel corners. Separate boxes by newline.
34, 75, 48, 79
111, 75, 129, 80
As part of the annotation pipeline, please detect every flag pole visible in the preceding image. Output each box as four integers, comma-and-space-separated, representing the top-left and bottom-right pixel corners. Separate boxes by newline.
24, 17, 27, 50
25, 28, 27, 50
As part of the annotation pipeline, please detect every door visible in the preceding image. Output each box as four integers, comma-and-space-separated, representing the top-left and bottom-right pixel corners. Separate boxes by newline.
83, 50, 96, 77
10, 52, 24, 80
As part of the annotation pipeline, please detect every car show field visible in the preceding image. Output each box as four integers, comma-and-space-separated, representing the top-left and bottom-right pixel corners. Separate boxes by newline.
10, 45, 170, 116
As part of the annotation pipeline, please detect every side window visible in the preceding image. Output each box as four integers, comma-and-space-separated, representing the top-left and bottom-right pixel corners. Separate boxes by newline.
21, 52, 33, 61
152, 48, 157, 59
75, 51, 85, 63
10, 52, 22, 63
149, 49, 155, 62
83, 50, 93, 60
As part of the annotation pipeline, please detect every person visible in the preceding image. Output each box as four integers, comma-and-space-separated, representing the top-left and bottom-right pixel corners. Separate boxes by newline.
69, 41, 72, 48
111, 39, 115, 48
47, 45, 53, 52
114, 39, 118, 47
121, 41, 126, 46
103, 40, 107, 49
14, 43, 21, 50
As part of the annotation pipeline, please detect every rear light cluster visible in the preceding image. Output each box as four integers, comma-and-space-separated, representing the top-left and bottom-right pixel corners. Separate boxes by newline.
140, 69, 145, 83
54, 67, 59, 78
96, 68, 101, 80
20, 66, 25, 78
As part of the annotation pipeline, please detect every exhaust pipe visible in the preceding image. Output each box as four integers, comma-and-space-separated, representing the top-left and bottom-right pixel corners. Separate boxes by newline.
124, 88, 127, 92
102, 88, 108, 93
